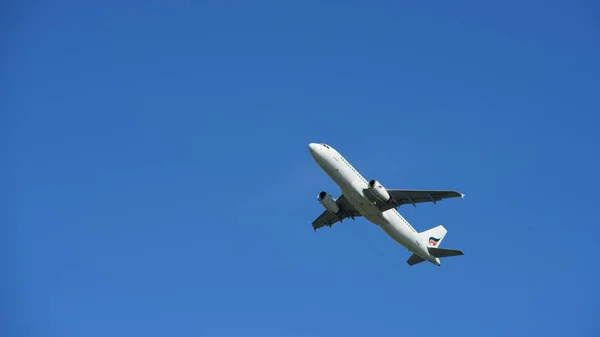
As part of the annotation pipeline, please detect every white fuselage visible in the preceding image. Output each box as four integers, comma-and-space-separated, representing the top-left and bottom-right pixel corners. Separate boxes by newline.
309, 143, 440, 265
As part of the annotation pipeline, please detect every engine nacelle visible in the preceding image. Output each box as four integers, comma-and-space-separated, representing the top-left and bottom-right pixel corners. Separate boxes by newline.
368, 179, 391, 202
317, 191, 340, 214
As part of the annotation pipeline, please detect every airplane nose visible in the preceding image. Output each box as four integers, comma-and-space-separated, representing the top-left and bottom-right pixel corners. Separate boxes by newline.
308, 143, 319, 154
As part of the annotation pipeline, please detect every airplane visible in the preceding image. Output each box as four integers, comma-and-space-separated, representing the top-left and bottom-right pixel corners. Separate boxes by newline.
308, 143, 465, 266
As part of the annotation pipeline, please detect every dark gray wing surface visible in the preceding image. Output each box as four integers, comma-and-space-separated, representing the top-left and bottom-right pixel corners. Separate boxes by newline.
311, 194, 362, 231
365, 189, 464, 212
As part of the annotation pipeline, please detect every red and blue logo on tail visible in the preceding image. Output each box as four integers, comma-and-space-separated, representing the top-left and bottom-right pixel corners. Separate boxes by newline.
429, 237, 441, 247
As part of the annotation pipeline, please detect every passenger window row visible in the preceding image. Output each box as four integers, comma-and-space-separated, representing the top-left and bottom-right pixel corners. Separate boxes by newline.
393, 209, 416, 232
338, 154, 415, 233
339, 156, 368, 184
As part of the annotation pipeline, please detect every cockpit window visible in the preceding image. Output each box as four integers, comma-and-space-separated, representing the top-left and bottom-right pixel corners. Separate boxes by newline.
321, 144, 330, 149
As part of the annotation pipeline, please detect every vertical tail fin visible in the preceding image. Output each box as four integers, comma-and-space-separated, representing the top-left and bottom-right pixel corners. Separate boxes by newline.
419, 225, 447, 248
407, 225, 464, 266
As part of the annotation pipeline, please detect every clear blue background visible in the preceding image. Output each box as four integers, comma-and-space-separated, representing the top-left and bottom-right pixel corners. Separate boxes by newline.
4, 1, 600, 336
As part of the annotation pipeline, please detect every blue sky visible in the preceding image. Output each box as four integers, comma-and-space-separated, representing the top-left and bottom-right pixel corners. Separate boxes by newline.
4, 1, 600, 336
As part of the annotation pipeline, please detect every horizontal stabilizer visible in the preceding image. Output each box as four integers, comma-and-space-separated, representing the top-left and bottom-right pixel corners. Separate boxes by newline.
427, 247, 464, 258
407, 253, 426, 266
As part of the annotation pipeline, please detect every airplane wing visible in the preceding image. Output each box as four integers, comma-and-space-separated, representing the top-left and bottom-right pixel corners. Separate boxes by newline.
366, 189, 464, 212
311, 194, 362, 231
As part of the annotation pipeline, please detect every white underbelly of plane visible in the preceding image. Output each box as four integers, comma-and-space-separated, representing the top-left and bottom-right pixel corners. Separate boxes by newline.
380, 218, 410, 245
341, 181, 387, 225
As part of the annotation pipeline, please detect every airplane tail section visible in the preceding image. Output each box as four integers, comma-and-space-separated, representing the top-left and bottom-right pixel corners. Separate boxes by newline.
419, 225, 447, 248
406, 225, 464, 266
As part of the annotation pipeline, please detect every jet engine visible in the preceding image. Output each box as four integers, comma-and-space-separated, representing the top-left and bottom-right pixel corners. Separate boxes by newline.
368, 179, 391, 202
317, 191, 340, 214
